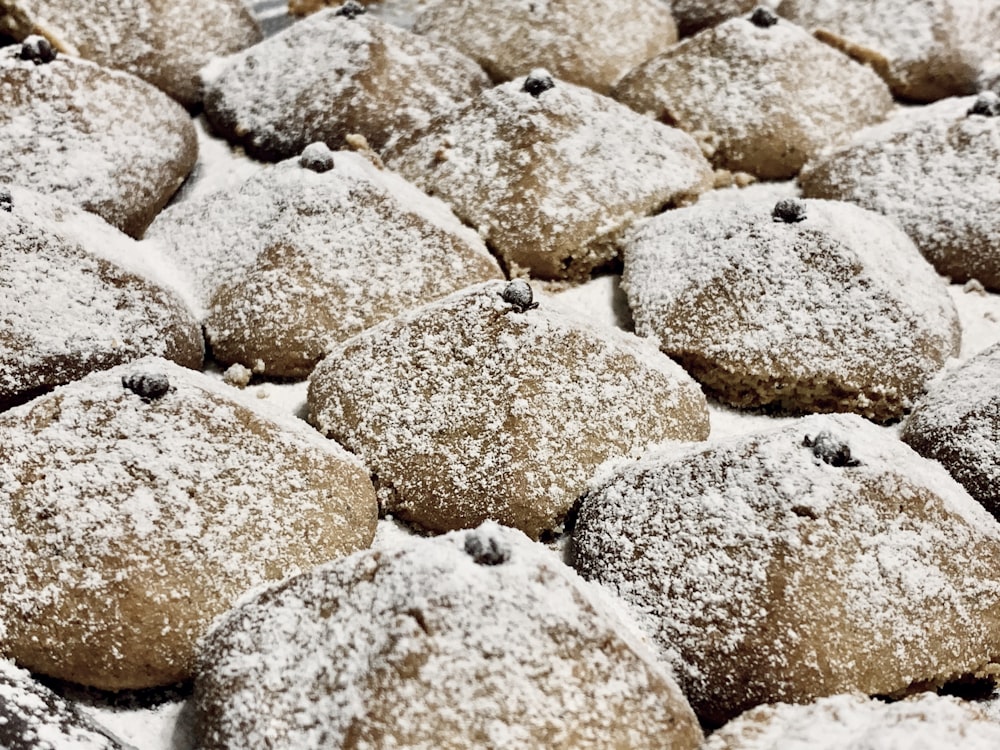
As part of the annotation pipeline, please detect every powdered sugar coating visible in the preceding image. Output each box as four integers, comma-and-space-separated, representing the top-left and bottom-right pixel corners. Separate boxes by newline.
201, 8, 490, 160
0, 47, 196, 238
0, 208, 203, 410
571, 413, 1000, 725
706, 692, 1000, 750
0, 0, 261, 106
0, 659, 131, 750
800, 95, 1000, 290
621, 198, 961, 421
412, 0, 678, 94
901, 341, 1000, 517
777, 0, 991, 101
0, 357, 377, 690
194, 523, 704, 749
308, 281, 710, 538
385, 73, 714, 280
612, 13, 893, 179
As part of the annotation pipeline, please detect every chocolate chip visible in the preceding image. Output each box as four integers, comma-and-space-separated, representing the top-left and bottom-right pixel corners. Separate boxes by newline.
500, 280, 538, 313
802, 430, 860, 468
522, 69, 555, 98
122, 372, 171, 401
19, 35, 57, 65
335, 1, 366, 18
772, 198, 807, 223
967, 91, 1000, 118
299, 142, 335, 173
464, 531, 511, 565
749, 7, 779, 27
0, 187, 11, 213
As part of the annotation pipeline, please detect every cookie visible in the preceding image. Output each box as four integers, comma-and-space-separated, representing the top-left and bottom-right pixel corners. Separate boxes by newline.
0, 358, 378, 690
195, 523, 705, 749
0, 192, 203, 411
147, 146, 503, 378
571, 413, 1000, 726
621, 198, 961, 421
0, 0, 261, 106
901, 341, 1000, 518
0, 41, 197, 237
201, 4, 490, 160
411, 0, 678, 94
799, 93, 1000, 289
308, 281, 710, 538
385, 71, 714, 280
705, 692, 1000, 749
670, 0, 756, 36
0, 659, 131, 750
777, 0, 992, 102
612, 11, 893, 179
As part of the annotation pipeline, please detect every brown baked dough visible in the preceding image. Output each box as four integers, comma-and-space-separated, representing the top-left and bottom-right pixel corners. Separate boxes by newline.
0, 358, 378, 690
572, 413, 1000, 726
385, 72, 714, 281
195, 524, 705, 749
201, 7, 490, 161
670, 0, 755, 36
412, 0, 678, 94
308, 281, 710, 538
0, 0, 261, 106
621, 199, 961, 422
0, 199, 203, 411
777, 0, 989, 102
0, 44, 197, 237
612, 12, 893, 179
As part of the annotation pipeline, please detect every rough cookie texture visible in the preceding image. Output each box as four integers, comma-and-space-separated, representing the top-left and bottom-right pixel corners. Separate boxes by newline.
670, 0, 755, 36
612, 13, 893, 179
195, 524, 704, 750
0, 659, 131, 749
799, 95, 1000, 290
146, 149, 502, 378
0, 358, 378, 690
385, 73, 714, 280
0, 198, 203, 411
901, 342, 1000, 518
705, 692, 1000, 749
777, 0, 995, 102
0, 0, 261, 106
201, 7, 490, 161
621, 199, 961, 421
308, 281, 710, 538
0, 46, 196, 237
571, 414, 1000, 726
412, 0, 678, 94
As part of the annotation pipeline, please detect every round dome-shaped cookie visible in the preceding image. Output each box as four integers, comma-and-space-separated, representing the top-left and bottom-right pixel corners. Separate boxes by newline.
777, 0, 992, 102
195, 523, 704, 750
0, 358, 378, 690
0, 0, 261, 107
621, 199, 961, 422
0, 42, 197, 238
705, 692, 1000, 749
385, 72, 714, 281
0, 659, 130, 750
0, 194, 203, 411
800, 93, 1000, 290
612, 11, 894, 179
308, 281, 710, 538
201, 5, 490, 161
670, 0, 756, 36
901, 341, 1000, 519
146, 147, 503, 378
571, 413, 1000, 726
411, 0, 678, 94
